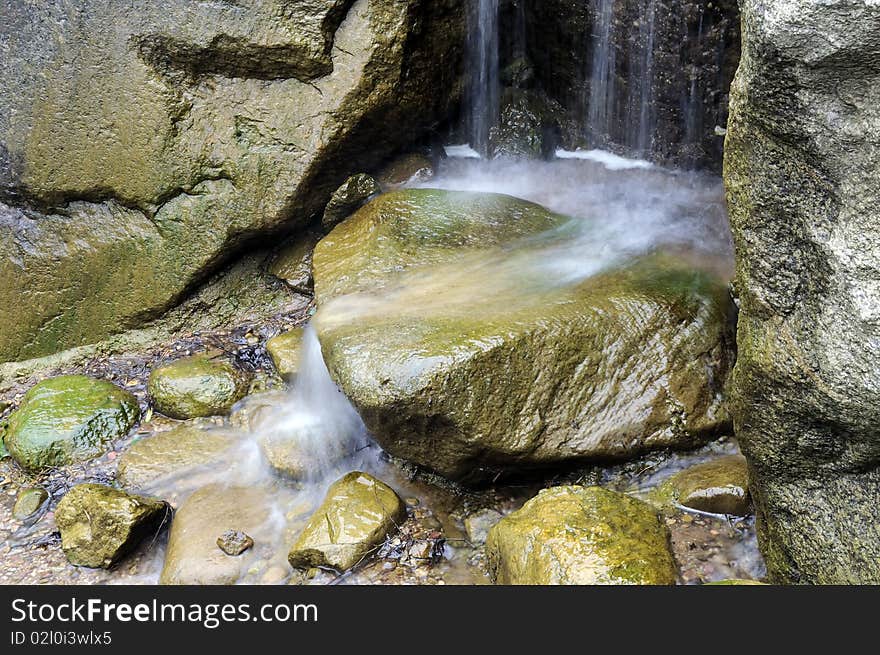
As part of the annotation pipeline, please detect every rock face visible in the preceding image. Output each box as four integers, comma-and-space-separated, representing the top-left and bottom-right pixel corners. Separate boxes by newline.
288, 472, 405, 571
724, 0, 880, 584
313, 189, 735, 480
268, 234, 321, 294
0, 0, 465, 363
485, 486, 677, 585
55, 484, 170, 569
3, 376, 139, 470
654, 455, 750, 516
515, 0, 740, 169
148, 354, 251, 419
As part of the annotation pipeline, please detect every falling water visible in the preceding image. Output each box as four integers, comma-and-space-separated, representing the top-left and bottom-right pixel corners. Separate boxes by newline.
586, 0, 617, 149
683, 10, 705, 168
465, 0, 500, 155
626, 0, 657, 156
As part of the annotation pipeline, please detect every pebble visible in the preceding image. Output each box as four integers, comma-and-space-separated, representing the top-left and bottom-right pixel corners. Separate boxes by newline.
216, 530, 255, 556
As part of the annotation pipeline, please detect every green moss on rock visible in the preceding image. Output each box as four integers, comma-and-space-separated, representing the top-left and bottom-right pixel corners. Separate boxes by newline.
486, 486, 677, 585
148, 353, 251, 419
4, 375, 139, 470
55, 483, 170, 569
266, 328, 305, 380
653, 455, 751, 516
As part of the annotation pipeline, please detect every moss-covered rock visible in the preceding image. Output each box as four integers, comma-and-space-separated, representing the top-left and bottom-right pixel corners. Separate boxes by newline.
0, 0, 466, 363
266, 328, 305, 380
116, 423, 242, 494
488, 88, 562, 159
148, 353, 251, 419
313, 189, 735, 480
160, 485, 272, 585
4, 375, 139, 470
654, 455, 750, 515
288, 471, 405, 572
268, 234, 320, 294
322, 174, 381, 231
485, 486, 677, 585
724, 0, 880, 583
55, 484, 170, 569
12, 487, 49, 522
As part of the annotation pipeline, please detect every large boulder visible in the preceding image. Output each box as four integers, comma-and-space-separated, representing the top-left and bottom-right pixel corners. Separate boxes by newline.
313, 189, 735, 480
55, 484, 171, 569
3, 375, 139, 470
724, 0, 880, 583
485, 485, 677, 585
0, 0, 465, 363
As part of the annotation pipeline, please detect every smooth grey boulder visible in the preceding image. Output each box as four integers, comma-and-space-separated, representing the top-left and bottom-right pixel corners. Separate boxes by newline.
0, 0, 464, 362
725, 0, 880, 583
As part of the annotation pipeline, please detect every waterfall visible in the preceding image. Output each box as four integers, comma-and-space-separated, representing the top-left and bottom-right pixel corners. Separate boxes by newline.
586, 0, 617, 149
465, 0, 500, 155
586, 0, 658, 158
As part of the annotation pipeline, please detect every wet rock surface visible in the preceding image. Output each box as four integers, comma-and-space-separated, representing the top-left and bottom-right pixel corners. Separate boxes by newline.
217, 530, 254, 557
288, 472, 406, 572
486, 485, 677, 585
725, 0, 880, 583
148, 353, 252, 420
323, 175, 382, 231
265, 329, 305, 381
4, 376, 139, 470
55, 484, 170, 569
654, 454, 750, 516
314, 189, 735, 480
269, 234, 321, 295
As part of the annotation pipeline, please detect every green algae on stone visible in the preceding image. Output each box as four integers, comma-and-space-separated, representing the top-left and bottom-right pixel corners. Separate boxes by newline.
148, 353, 251, 420
653, 455, 751, 516
12, 487, 49, 522
266, 328, 305, 380
322, 174, 381, 231
116, 423, 242, 494
313, 189, 735, 480
160, 485, 272, 585
288, 471, 406, 572
4, 375, 139, 470
485, 486, 677, 585
55, 484, 170, 569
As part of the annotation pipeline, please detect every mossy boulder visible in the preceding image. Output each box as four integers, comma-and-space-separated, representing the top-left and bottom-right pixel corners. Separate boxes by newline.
485, 486, 677, 585
654, 455, 750, 516
268, 233, 320, 294
322, 174, 381, 231
148, 353, 251, 419
266, 328, 305, 380
160, 484, 272, 585
0, 0, 466, 363
3, 375, 139, 470
12, 486, 49, 522
288, 472, 405, 572
116, 423, 242, 495
55, 484, 170, 569
313, 189, 735, 480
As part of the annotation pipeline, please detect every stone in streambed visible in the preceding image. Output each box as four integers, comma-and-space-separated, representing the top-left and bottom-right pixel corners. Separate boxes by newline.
217, 530, 254, 556
161, 485, 272, 585
12, 487, 49, 522
148, 353, 251, 419
464, 509, 503, 545
485, 486, 677, 585
288, 472, 405, 572
55, 484, 171, 569
376, 153, 434, 189
3, 375, 139, 470
654, 455, 750, 516
268, 233, 320, 294
115, 423, 243, 494
322, 174, 381, 231
265, 328, 305, 380
313, 189, 735, 480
